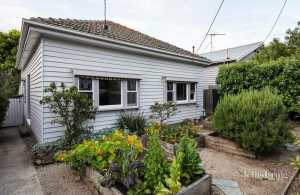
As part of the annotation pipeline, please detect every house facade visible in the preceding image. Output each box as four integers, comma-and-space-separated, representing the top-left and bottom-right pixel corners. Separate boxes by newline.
17, 18, 210, 143
200, 42, 263, 87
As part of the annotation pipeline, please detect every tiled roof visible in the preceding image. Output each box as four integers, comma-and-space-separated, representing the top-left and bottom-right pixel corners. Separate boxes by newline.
29, 17, 204, 60
200, 42, 263, 64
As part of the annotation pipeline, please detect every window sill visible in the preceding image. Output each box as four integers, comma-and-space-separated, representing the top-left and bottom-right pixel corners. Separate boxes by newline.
175, 101, 197, 105
97, 106, 139, 112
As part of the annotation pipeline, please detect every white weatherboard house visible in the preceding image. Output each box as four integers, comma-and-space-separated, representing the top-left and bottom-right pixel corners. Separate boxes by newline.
16, 17, 211, 143
200, 42, 263, 87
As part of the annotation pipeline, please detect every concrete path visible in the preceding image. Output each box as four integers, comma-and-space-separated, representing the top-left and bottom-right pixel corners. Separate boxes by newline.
0, 127, 43, 195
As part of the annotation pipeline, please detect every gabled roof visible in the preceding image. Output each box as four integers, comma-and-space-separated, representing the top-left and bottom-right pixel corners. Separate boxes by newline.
200, 42, 263, 65
27, 17, 207, 61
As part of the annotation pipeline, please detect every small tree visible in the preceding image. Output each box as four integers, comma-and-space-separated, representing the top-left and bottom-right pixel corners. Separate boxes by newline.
150, 102, 177, 125
40, 82, 96, 145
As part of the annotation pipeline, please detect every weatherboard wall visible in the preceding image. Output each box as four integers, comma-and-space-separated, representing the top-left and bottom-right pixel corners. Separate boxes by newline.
41, 38, 205, 142
21, 41, 44, 143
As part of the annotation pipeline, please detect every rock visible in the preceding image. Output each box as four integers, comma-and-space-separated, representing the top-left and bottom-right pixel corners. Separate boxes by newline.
75, 176, 81, 182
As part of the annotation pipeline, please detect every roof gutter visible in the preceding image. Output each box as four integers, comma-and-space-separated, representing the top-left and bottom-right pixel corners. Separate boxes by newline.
17, 19, 211, 68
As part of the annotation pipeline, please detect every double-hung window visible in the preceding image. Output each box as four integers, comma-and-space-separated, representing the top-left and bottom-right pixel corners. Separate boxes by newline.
78, 76, 139, 111
99, 79, 122, 108
78, 77, 93, 99
127, 79, 138, 106
166, 81, 196, 103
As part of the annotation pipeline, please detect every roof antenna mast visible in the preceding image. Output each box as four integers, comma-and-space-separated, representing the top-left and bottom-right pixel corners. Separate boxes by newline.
207, 33, 225, 52
104, 0, 107, 25
103, 0, 109, 30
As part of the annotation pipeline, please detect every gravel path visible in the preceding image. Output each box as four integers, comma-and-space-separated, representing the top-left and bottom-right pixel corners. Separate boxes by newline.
199, 148, 294, 195
36, 164, 93, 195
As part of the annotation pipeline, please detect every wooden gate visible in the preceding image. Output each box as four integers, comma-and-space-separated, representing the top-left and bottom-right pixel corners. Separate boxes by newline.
2, 96, 24, 127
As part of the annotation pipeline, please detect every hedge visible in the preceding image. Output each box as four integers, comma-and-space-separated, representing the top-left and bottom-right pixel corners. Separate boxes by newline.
213, 89, 291, 155
216, 56, 300, 115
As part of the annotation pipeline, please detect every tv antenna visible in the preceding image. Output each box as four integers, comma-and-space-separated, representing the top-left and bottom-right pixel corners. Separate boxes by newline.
207, 33, 225, 52
104, 0, 107, 25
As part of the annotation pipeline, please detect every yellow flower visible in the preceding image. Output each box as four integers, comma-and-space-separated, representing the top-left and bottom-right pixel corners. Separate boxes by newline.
127, 135, 135, 145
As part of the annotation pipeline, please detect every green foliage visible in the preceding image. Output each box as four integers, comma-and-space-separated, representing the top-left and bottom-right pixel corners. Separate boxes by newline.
155, 136, 205, 194
176, 136, 204, 185
213, 89, 290, 155
0, 29, 21, 126
217, 56, 300, 115
40, 82, 97, 145
150, 102, 177, 125
155, 152, 183, 195
160, 121, 199, 144
32, 139, 65, 156
0, 29, 21, 97
0, 29, 20, 70
254, 21, 300, 63
56, 130, 144, 175
143, 132, 168, 193
0, 94, 9, 127
118, 112, 147, 136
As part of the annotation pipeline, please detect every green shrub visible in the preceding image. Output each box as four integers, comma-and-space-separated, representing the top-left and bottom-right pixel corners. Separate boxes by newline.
213, 89, 290, 155
40, 82, 97, 145
160, 121, 199, 144
118, 112, 147, 136
32, 139, 66, 156
217, 56, 300, 115
143, 131, 168, 192
150, 102, 177, 125
0, 94, 9, 127
176, 136, 204, 185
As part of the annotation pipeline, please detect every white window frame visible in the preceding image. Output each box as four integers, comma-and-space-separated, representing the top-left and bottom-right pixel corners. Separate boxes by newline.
166, 81, 196, 104
77, 76, 140, 111
167, 81, 174, 102
98, 79, 123, 110
78, 77, 94, 104
126, 79, 138, 107
189, 83, 196, 102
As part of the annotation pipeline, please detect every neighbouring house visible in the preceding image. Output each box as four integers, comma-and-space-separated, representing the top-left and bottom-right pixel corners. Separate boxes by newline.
200, 41, 263, 87
16, 17, 211, 143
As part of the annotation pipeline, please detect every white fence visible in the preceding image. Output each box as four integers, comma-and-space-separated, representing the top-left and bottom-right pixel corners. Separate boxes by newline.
2, 96, 23, 127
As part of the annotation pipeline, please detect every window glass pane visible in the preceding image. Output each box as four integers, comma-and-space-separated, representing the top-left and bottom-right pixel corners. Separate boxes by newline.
79, 78, 92, 90
127, 80, 137, 91
176, 83, 187, 101
190, 93, 195, 100
167, 82, 173, 90
190, 83, 196, 100
127, 92, 137, 106
167, 92, 173, 101
190, 83, 196, 92
99, 80, 121, 106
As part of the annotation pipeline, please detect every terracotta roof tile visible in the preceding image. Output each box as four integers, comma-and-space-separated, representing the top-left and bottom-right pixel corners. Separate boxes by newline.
29, 17, 204, 59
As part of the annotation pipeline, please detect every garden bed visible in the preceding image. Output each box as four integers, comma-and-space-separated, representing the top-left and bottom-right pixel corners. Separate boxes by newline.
204, 132, 256, 159
84, 167, 211, 195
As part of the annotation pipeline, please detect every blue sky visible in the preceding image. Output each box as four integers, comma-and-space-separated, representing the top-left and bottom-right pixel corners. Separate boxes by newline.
0, 0, 299, 53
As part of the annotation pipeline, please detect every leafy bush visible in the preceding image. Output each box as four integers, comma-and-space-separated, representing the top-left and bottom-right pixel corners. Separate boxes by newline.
0, 94, 9, 127
176, 136, 204, 185
160, 121, 199, 144
155, 136, 205, 194
217, 56, 300, 116
142, 131, 168, 193
150, 102, 177, 125
56, 130, 143, 175
213, 89, 291, 155
32, 139, 66, 156
40, 82, 97, 145
118, 112, 147, 136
